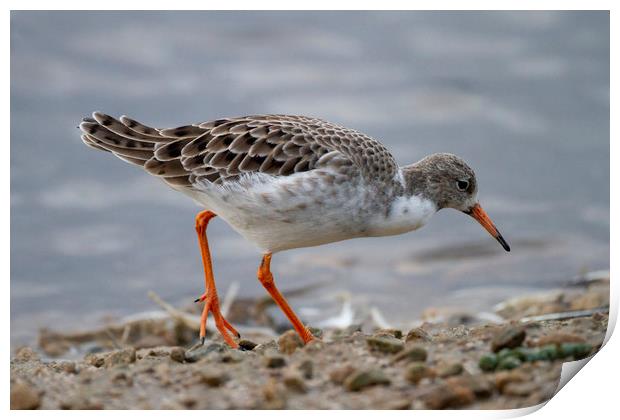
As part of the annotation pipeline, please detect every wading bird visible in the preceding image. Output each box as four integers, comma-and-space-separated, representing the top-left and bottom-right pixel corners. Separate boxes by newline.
80, 112, 510, 348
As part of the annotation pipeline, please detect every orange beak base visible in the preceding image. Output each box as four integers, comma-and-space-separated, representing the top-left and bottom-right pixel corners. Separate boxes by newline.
465, 203, 511, 252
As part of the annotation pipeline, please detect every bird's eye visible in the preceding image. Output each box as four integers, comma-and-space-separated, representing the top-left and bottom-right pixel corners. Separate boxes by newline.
456, 180, 469, 191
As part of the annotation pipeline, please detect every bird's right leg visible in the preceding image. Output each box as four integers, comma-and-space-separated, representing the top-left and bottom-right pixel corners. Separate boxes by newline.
194, 210, 239, 348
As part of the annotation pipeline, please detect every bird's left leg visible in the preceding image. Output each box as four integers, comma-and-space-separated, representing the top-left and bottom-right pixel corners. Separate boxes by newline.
257, 253, 315, 344
194, 210, 239, 348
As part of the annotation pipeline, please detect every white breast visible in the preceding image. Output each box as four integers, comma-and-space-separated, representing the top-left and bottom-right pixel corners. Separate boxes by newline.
365, 195, 437, 237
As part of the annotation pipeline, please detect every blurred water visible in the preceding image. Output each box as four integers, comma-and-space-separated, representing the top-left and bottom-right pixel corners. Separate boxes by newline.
10, 11, 609, 345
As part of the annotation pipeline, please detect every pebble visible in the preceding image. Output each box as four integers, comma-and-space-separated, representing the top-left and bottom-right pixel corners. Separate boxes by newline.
375, 328, 403, 339
297, 359, 314, 379
559, 342, 592, 359
199, 368, 229, 387
111, 370, 134, 386
84, 353, 105, 368
447, 375, 494, 398
219, 349, 245, 363
10, 381, 41, 409
169, 347, 185, 363
329, 365, 355, 384
344, 369, 391, 392
528, 333, 585, 347
502, 381, 540, 397
264, 351, 287, 368
262, 378, 286, 409
478, 354, 498, 371
14, 347, 41, 363
405, 362, 435, 384
405, 327, 433, 343
494, 371, 528, 392
238, 339, 258, 351
437, 362, 464, 378
185, 342, 226, 363
57, 361, 77, 374
277, 330, 303, 355
308, 326, 324, 338
391, 345, 428, 363
421, 381, 475, 409
254, 340, 278, 355
497, 356, 522, 370
104, 348, 137, 367
491, 326, 526, 352
366, 336, 404, 354
283, 371, 307, 393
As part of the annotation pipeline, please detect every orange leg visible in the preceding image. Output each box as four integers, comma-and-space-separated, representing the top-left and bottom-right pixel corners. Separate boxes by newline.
257, 253, 314, 344
194, 210, 239, 348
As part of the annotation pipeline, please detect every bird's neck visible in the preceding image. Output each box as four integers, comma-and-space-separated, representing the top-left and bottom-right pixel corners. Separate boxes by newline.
364, 169, 437, 237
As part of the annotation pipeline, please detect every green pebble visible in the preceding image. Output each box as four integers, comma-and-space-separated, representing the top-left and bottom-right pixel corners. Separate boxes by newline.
538, 345, 559, 360
479, 354, 498, 371
560, 343, 592, 359
496, 348, 513, 360
497, 356, 522, 370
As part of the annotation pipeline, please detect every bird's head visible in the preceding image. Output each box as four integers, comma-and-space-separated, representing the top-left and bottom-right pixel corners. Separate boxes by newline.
405, 153, 510, 252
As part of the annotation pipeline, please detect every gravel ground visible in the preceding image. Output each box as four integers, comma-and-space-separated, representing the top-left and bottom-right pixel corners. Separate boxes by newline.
10, 310, 608, 409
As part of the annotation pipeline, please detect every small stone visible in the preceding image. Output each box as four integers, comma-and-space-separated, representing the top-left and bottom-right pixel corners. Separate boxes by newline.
491, 326, 526, 352
529, 333, 586, 347
199, 368, 229, 387
405, 327, 432, 343
495, 371, 528, 392
392, 345, 428, 363
479, 354, 498, 371
298, 359, 314, 379
84, 353, 105, 368
375, 328, 403, 339
344, 369, 391, 392
405, 362, 435, 384
185, 342, 226, 363
437, 362, 464, 378
330, 364, 355, 384
448, 375, 494, 398
254, 340, 278, 355
104, 348, 136, 367
238, 339, 258, 351
169, 347, 185, 363
536, 344, 560, 361
14, 347, 40, 363
277, 330, 303, 355
308, 326, 324, 338
283, 371, 307, 393
58, 361, 77, 374
264, 351, 286, 368
10, 382, 41, 409
111, 370, 134, 386
366, 336, 404, 354
421, 382, 475, 409
559, 343, 592, 359
497, 356, 521, 370
262, 378, 286, 409
502, 381, 540, 397
219, 349, 245, 363
380, 398, 412, 410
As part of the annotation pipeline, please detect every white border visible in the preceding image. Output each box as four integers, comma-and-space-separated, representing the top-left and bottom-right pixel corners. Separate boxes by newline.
5, 1, 615, 419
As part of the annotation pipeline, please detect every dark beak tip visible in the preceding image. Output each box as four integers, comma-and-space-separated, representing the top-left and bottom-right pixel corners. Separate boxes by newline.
497, 234, 511, 252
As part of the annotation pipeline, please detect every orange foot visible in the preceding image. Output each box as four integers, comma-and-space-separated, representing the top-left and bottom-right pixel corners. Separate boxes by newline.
197, 292, 240, 348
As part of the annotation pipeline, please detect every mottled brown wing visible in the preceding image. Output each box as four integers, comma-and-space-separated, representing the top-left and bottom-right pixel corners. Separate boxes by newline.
80, 113, 398, 189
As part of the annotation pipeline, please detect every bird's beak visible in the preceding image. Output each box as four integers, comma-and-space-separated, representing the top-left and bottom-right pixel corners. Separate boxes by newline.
464, 203, 511, 252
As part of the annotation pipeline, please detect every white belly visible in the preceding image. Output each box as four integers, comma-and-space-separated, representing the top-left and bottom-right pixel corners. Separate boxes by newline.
183, 170, 437, 253
186, 171, 370, 252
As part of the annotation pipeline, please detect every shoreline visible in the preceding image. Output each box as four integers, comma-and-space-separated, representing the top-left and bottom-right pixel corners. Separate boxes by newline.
10, 272, 609, 410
